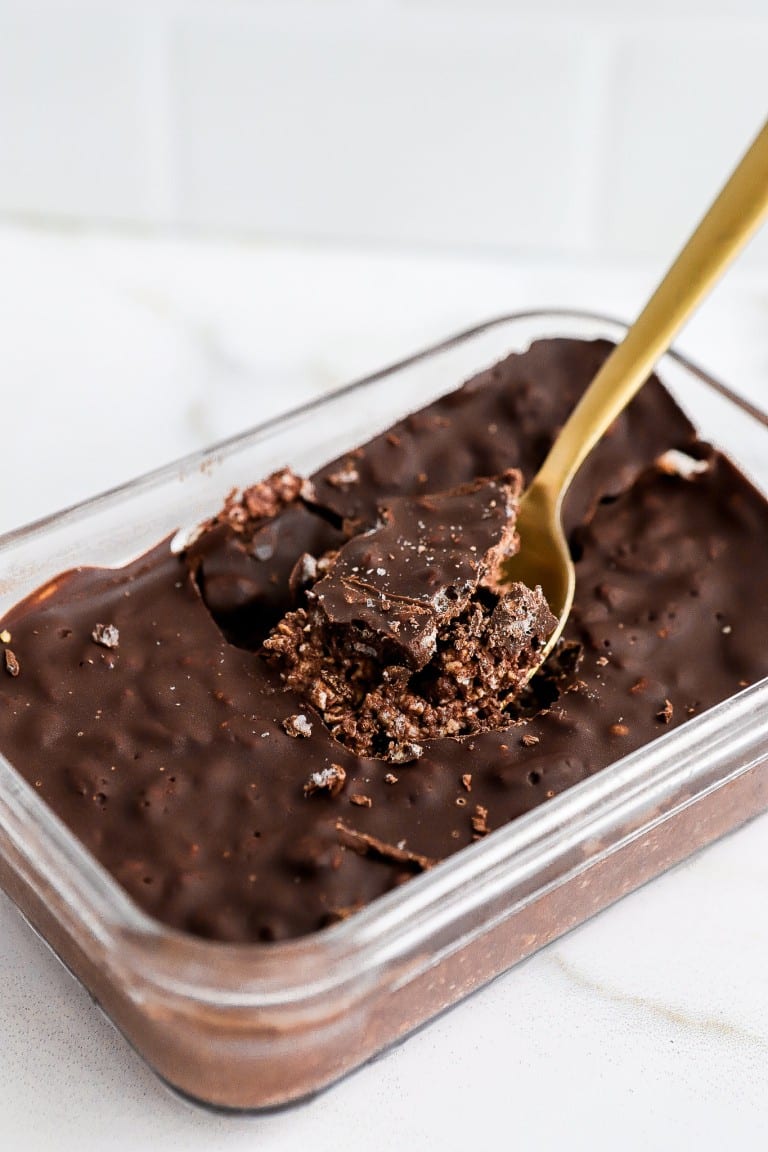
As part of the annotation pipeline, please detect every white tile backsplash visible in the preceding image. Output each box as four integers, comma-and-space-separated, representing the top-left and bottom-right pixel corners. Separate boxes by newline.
0, 1, 160, 219
171, 7, 591, 252
0, 0, 766, 262
600, 34, 768, 264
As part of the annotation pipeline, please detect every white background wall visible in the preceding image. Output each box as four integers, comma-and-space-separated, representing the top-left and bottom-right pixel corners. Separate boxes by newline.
1, 0, 767, 263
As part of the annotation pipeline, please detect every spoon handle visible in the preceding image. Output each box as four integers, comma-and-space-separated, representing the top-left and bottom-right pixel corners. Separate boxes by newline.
535, 116, 768, 506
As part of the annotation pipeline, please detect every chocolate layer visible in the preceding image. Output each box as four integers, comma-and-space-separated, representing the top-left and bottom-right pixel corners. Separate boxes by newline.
192, 339, 697, 649
0, 339, 766, 942
184, 468, 346, 649
311, 338, 697, 534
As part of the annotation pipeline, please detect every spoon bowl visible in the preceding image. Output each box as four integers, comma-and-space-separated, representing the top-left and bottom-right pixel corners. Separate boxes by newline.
502, 482, 574, 666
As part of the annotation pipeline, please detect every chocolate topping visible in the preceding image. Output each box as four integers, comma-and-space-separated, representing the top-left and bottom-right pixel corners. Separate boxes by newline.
303, 472, 526, 669
186, 501, 345, 649
0, 338, 766, 943
263, 471, 556, 761
190, 339, 696, 651
311, 338, 697, 534
91, 622, 120, 650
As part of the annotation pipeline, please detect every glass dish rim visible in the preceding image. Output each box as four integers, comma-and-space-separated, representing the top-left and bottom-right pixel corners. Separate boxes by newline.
1, 306, 767, 1007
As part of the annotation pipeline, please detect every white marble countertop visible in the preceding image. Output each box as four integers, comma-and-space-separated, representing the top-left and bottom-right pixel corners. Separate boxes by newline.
1, 224, 767, 1151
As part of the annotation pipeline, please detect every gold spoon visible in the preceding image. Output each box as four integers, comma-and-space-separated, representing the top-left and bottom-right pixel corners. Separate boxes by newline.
504, 117, 768, 674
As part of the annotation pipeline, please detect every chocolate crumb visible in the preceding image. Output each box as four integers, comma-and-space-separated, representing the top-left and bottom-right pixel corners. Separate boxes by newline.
198, 468, 309, 538
656, 699, 674, 724
595, 655, 609, 667
324, 905, 361, 925
335, 821, 434, 871
4, 649, 20, 677
304, 763, 347, 798
471, 804, 490, 839
282, 713, 313, 738
384, 773, 399, 785
92, 623, 119, 650
461, 773, 472, 792
349, 793, 373, 808
521, 733, 540, 747
243, 468, 306, 520
325, 462, 360, 489
389, 742, 424, 764
610, 723, 630, 737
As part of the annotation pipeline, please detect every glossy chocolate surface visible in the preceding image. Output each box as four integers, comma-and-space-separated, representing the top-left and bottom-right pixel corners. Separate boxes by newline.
1, 338, 767, 942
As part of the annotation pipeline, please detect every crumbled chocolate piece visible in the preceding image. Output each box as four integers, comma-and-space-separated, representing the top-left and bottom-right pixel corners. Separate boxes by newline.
461, 773, 472, 791
91, 623, 119, 650
383, 773, 398, 785
656, 699, 674, 724
388, 742, 424, 764
283, 713, 313, 738
335, 821, 435, 871
521, 733, 539, 747
4, 648, 20, 677
264, 472, 555, 761
212, 468, 309, 532
349, 793, 373, 808
303, 763, 347, 797
325, 462, 360, 489
471, 805, 490, 839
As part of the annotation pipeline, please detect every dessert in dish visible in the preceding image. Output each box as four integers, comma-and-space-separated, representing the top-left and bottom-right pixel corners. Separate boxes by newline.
1, 337, 767, 944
